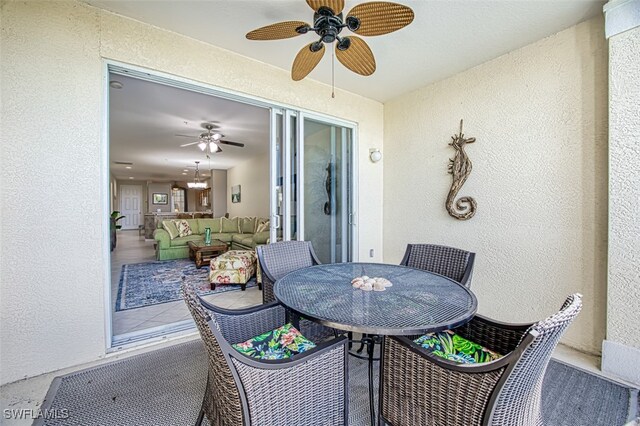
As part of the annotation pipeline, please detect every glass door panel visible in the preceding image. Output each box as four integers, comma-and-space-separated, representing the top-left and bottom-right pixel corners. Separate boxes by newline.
300, 117, 353, 264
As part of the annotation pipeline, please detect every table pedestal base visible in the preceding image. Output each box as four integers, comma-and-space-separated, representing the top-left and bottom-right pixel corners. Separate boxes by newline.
349, 335, 382, 426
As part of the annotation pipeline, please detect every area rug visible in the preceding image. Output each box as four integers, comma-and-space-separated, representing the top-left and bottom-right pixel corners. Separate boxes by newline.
37, 340, 639, 426
115, 259, 257, 312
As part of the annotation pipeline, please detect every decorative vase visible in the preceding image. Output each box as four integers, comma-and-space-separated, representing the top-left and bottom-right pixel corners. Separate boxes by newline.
204, 227, 211, 245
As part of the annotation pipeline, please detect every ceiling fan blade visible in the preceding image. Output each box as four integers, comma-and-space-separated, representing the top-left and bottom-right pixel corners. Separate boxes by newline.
180, 141, 200, 147
246, 21, 310, 40
175, 134, 199, 138
219, 140, 245, 148
292, 42, 325, 81
336, 36, 376, 76
346, 1, 414, 36
306, 0, 344, 14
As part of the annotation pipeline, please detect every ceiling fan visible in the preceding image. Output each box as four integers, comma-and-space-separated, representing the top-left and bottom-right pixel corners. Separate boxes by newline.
246, 0, 414, 81
177, 123, 245, 155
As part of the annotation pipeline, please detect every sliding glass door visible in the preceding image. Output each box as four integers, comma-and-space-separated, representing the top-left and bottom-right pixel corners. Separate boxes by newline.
270, 109, 356, 263
300, 116, 353, 263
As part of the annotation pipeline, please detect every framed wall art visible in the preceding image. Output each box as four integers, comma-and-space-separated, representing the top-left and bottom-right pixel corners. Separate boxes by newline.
152, 193, 168, 205
231, 185, 241, 203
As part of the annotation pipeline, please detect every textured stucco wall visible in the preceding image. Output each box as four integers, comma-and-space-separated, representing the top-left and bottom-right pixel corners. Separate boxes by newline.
0, 1, 383, 385
607, 25, 640, 349
1, 1, 106, 385
383, 17, 608, 354
226, 153, 270, 218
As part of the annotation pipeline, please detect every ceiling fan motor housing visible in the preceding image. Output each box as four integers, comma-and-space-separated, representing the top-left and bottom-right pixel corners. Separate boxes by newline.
314, 7, 348, 43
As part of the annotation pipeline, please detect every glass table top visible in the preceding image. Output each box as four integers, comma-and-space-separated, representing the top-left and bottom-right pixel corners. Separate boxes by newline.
189, 239, 226, 248
274, 263, 477, 335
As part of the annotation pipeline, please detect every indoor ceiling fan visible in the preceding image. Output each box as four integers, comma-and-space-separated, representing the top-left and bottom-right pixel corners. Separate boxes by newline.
176, 123, 245, 155
246, 0, 414, 81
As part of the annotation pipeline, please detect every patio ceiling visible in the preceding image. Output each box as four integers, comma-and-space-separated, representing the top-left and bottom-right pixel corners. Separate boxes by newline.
87, 0, 604, 102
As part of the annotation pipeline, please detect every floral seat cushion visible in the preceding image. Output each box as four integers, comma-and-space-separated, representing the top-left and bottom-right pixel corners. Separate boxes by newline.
414, 330, 502, 364
233, 323, 316, 360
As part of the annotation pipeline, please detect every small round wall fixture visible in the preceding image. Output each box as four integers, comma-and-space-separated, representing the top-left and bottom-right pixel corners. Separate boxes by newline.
109, 80, 123, 89
369, 148, 382, 163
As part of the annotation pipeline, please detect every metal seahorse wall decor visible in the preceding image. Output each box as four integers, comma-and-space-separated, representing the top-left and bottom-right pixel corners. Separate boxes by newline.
324, 160, 333, 215
446, 119, 477, 220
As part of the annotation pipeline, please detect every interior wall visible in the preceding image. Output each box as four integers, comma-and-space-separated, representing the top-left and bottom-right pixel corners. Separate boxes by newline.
0, 0, 383, 385
605, 23, 640, 374
210, 169, 227, 217
147, 182, 171, 213
383, 17, 608, 354
226, 152, 269, 218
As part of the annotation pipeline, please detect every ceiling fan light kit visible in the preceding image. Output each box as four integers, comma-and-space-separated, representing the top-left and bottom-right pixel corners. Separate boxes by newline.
246, 0, 414, 82
178, 122, 245, 156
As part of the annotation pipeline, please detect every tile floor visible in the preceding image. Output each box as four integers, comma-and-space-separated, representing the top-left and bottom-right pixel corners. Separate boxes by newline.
111, 230, 261, 337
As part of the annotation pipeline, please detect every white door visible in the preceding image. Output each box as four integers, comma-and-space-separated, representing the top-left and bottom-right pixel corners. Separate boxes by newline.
119, 185, 142, 230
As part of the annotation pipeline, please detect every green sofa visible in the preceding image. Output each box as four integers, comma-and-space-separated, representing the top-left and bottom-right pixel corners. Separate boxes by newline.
153, 216, 270, 261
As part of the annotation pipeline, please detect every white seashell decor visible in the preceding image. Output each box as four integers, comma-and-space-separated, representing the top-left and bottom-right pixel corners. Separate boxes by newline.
351, 276, 393, 292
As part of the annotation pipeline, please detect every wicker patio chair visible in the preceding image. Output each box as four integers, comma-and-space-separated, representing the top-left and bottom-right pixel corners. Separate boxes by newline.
400, 243, 476, 287
256, 240, 337, 341
380, 293, 583, 426
182, 280, 349, 426
256, 240, 322, 304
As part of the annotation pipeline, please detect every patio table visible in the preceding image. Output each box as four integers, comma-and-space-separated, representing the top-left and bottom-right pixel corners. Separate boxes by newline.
274, 262, 478, 425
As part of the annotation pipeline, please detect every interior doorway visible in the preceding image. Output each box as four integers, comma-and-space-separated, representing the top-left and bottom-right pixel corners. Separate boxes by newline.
105, 62, 358, 350
107, 66, 270, 348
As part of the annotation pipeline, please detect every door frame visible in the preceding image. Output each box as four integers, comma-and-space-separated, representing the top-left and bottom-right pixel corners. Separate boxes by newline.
102, 60, 359, 351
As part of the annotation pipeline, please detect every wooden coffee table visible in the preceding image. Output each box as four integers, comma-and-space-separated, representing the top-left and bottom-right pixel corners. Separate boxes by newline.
188, 239, 228, 269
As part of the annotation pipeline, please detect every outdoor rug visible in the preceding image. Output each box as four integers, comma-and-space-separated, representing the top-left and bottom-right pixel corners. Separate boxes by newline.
37, 339, 639, 426
116, 259, 257, 311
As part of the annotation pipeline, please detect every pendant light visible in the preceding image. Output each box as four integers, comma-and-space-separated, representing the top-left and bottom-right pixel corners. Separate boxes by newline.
187, 161, 207, 189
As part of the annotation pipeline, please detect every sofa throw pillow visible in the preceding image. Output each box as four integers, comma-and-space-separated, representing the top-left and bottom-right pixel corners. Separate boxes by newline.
162, 220, 180, 240
174, 220, 193, 237
255, 217, 268, 232
221, 217, 240, 233
240, 217, 257, 234
256, 220, 270, 233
